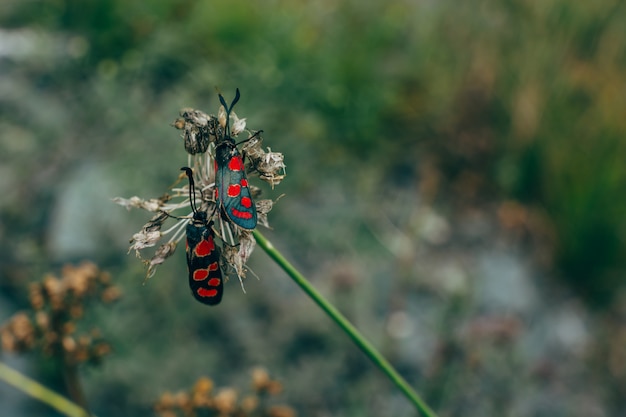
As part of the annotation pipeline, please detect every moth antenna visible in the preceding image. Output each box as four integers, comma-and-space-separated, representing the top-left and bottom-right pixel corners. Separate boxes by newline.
218, 88, 241, 139
180, 167, 198, 215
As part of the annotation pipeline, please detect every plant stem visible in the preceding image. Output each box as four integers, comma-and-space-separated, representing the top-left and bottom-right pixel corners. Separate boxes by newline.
0, 361, 90, 417
62, 362, 90, 414
252, 230, 438, 417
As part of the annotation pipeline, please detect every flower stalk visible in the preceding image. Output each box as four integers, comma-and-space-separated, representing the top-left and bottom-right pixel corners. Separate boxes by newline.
0, 362, 90, 417
252, 230, 439, 417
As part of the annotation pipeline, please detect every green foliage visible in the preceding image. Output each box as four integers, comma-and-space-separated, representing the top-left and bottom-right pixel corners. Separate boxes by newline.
2, 0, 626, 415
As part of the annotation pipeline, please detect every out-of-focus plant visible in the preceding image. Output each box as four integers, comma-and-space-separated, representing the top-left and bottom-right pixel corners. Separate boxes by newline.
154, 367, 295, 417
1, 261, 121, 410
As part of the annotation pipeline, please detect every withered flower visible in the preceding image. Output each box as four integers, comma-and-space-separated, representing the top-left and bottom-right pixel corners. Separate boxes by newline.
0, 262, 119, 366
115, 91, 286, 293
154, 369, 295, 417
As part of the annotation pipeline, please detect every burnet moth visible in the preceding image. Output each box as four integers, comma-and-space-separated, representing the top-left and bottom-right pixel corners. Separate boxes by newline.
214, 89, 258, 230
181, 167, 223, 305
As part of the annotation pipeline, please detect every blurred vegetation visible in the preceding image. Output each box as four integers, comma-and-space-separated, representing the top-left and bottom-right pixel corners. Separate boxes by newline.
1, 0, 626, 416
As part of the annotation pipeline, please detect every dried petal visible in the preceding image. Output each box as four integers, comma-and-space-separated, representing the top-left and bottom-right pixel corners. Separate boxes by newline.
238, 232, 256, 266
230, 112, 247, 135
258, 149, 286, 187
145, 242, 177, 278
113, 196, 169, 212
242, 133, 265, 161
130, 230, 162, 254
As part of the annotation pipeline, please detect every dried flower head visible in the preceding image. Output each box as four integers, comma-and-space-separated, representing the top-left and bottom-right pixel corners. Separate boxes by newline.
115, 90, 286, 294
154, 369, 295, 417
268, 405, 297, 417
0, 262, 119, 366
251, 366, 283, 395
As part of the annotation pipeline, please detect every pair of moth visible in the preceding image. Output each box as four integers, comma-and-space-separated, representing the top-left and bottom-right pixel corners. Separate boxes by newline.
183, 89, 257, 306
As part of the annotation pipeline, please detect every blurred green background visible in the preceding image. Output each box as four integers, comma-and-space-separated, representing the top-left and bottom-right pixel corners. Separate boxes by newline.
1, 0, 626, 416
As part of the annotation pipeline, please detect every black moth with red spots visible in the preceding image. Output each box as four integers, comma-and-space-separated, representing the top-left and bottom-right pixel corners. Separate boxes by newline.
181, 167, 223, 305
215, 89, 258, 230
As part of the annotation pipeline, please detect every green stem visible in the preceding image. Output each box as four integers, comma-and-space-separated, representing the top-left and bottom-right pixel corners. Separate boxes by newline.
0, 361, 90, 417
252, 230, 438, 417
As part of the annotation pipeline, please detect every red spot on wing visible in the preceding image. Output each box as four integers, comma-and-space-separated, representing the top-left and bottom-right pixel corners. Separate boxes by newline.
227, 184, 241, 197
240, 179, 248, 187
241, 196, 252, 208
207, 277, 221, 286
228, 156, 245, 171
194, 237, 215, 257
193, 269, 209, 281
197, 288, 218, 298
209, 262, 219, 271
231, 208, 253, 219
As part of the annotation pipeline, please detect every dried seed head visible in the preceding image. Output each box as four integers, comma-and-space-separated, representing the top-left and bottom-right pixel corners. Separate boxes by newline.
173, 391, 190, 408
174, 108, 219, 155
113, 196, 171, 212
101, 286, 122, 303
117, 92, 286, 291
145, 212, 171, 231
130, 230, 162, 254
191, 377, 214, 407
242, 133, 265, 160
267, 405, 297, 417
249, 185, 263, 199
193, 377, 214, 395
98, 271, 112, 284
145, 242, 178, 279
63, 321, 76, 335
258, 148, 286, 187
152, 370, 293, 417
1, 263, 118, 365
155, 391, 175, 410
35, 311, 49, 330
42, 275, 64, 310
172, 117, 185, 130
69, 305, 83, 319
251, 367, 283, 395
223, 244, 246, 279
1, 313, 35, 352
92, 342, 112, 358
213, 388, 237, 414
221, 231, 256, 280
238, 232, 256, 266
1, 329, 16, 351
255, 196, 284, 228
74, 346, 89, 363
230, 112, 247, 135
251, 367, 270, 390
241, 134, 286, 188
62, 336, 76, 353
64, 267, 91, 297
241, 395, 259, 412
266, 380, 283, 395
78, 335, 91, 347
